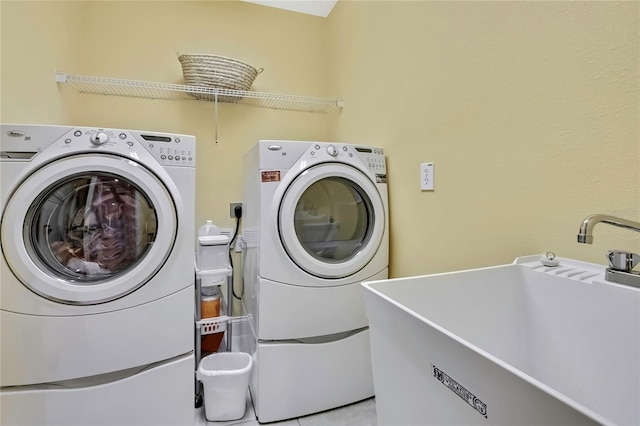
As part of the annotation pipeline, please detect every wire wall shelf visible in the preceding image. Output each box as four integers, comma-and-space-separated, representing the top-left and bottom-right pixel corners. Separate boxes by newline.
56, 72, 343, 113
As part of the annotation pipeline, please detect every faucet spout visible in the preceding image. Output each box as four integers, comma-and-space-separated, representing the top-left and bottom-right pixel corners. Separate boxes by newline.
577, 214, 640, 244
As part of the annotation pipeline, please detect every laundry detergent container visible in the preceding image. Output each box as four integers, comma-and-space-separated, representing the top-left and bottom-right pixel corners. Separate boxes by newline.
197, 234, 230, 271
197, 352, 253, 421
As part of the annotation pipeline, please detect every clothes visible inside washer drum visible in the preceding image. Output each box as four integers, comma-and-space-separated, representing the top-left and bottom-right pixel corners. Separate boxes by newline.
42, 174, 157, 279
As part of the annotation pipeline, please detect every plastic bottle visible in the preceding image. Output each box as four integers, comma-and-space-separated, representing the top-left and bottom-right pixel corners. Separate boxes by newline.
200, 286, 221, 318
198, 220, 220, 237
201, 285, 224, 352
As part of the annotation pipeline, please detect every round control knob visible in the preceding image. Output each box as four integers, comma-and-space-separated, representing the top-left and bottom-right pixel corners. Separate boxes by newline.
90, 132, 109, 145
326, 145, 338, 157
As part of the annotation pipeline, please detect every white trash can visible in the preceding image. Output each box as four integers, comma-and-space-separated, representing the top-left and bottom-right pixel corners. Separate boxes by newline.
197, 352, 253, 421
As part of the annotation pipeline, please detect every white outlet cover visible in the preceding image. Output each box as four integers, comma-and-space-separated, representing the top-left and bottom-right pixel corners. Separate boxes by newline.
420, 162, 434, 191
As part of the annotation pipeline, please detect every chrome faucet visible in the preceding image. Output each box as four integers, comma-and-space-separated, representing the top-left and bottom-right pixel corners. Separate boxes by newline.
577, 214, 640, 244
577, 214, 640, 288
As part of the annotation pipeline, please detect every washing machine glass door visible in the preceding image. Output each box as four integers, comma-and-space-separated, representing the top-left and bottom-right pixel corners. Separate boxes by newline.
279, 163, 385, 278
2, 153, 176, 304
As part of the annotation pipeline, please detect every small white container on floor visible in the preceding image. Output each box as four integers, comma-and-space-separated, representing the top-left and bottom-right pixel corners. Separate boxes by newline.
197, 352, 253, 421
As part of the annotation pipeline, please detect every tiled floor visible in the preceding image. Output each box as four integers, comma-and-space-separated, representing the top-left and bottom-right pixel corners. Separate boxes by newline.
195, 394, 377, 426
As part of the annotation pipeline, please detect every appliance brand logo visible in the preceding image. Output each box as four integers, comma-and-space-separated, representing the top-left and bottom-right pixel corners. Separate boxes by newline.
432, 364, 487, 418
261, 170, 281, 182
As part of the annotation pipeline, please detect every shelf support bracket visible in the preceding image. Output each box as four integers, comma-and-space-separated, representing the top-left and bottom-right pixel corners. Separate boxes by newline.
55, 71, 67, 83
214, 91, 219, 143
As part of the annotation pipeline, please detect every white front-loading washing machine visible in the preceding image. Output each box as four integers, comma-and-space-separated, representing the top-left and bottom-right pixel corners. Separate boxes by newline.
0, 124, 196, 426
241, 140, 389, 422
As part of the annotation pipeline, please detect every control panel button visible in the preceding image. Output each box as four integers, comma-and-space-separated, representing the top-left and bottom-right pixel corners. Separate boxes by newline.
327, 145, 338, 156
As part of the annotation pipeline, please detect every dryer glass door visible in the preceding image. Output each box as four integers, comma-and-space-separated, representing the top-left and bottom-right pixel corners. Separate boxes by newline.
2, 153, 176, 304
279, 163, 385, 278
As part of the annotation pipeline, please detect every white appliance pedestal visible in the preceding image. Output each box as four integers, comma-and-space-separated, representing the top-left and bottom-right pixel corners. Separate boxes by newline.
251, 328, 374, 423
1, 353, 194, 426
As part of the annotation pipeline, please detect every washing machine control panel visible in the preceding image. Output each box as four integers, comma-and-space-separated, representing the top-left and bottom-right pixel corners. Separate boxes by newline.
60, 128, 196, 168
135, 132, 195, 168
141, 142, 195, 167
64, 128, 124, 150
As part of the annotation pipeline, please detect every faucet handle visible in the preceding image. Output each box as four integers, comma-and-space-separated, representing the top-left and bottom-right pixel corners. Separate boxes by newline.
607, 250, 640, 272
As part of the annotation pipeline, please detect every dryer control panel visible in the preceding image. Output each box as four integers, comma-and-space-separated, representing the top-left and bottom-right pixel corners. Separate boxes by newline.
307, 143, 386, 174
355, 147, 386, 174
256, 140, 386, 181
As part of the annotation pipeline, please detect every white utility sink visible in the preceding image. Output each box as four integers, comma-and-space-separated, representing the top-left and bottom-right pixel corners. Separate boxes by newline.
363, 256, 640, 426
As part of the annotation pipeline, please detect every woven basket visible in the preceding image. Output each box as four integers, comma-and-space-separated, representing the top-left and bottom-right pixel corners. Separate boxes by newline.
178, 54, 262, 102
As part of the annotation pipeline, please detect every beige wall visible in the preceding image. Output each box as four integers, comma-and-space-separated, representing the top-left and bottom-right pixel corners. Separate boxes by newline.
327, 1, 639, 276
2, 1, 638, 280
1, 0, 330, 231
1, 1, 84, 124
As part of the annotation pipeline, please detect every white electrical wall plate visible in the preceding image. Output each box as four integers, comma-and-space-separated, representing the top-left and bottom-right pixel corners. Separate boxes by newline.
420, 162, 434, 191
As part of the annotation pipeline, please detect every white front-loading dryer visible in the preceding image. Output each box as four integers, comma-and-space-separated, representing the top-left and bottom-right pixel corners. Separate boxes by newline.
0, 124, 196, 426
241, 140, 389, 422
